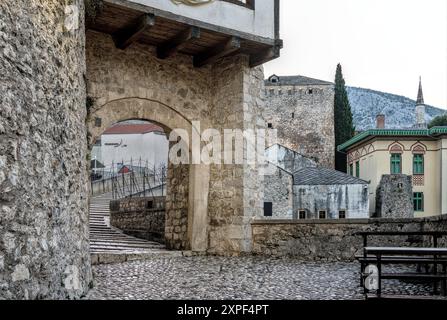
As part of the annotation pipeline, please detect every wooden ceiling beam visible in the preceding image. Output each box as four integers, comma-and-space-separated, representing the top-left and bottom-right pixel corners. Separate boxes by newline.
193, 36, 241, 68
157, 26, 201, 59
113, 13, 155, 50
249, 41, 282, 67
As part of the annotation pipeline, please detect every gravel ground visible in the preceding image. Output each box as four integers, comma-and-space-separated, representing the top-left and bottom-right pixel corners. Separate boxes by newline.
85, 256, 441, 300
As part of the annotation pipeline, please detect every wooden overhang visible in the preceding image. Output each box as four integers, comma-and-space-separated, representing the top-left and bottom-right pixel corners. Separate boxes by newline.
87, 0, 283, 68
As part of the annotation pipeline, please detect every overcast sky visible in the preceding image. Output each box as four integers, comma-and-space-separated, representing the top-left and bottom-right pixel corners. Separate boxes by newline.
264, 0, 447, 109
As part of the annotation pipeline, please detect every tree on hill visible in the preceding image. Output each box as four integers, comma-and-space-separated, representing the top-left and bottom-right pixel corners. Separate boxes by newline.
428, 113, 447, 128
334, 64, 355, 172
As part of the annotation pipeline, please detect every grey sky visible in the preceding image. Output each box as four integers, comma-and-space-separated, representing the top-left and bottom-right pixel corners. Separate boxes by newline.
264, 0, 447, 109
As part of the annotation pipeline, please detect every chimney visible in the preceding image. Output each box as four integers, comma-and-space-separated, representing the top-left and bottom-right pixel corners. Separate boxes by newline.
376, 114, 385, 129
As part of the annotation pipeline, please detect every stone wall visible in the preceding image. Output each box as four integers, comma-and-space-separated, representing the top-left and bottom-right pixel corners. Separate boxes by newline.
207, 57, 266, 255
265, 144, 317, 173
251, 215, 447, 261
263, 84, 335, 168
110, 197, 165, 243
85, 31, 266, 254
0, 0, 92, 299
376, 174, 414, 218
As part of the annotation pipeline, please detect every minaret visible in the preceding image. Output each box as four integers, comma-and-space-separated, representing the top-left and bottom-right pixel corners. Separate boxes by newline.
415, 77, 426, 128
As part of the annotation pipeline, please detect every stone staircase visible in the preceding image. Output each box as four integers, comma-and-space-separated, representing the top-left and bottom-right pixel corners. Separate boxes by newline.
89, 193, 182, 264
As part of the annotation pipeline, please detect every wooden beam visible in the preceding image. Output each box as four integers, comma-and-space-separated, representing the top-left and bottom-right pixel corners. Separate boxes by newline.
113, 13, 155, 50
249, 42, 282, 67
103, 0, 277, 47
193, 37, 241, 68
157, 27, 201, 59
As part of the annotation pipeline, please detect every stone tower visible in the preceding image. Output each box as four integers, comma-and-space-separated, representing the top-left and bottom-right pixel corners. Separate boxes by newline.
263, 75, 335, 168
415, 77, 427, 128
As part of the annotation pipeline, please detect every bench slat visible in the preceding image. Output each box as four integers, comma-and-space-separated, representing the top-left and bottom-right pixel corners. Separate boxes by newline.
366, 294, 447, 301
361, 272, 447, 280
356, 256, 447, 264
365, 247, 447, 256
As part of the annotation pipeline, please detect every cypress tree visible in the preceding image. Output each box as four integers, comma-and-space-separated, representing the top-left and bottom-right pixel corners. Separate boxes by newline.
428, 113, 447, 128
334, 63, 355, 172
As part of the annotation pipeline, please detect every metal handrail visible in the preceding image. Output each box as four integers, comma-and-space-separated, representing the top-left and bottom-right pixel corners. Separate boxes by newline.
90, 158, 167, 200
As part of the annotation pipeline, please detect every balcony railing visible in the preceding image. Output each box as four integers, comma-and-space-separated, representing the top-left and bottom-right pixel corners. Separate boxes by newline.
221, 0, 255, 10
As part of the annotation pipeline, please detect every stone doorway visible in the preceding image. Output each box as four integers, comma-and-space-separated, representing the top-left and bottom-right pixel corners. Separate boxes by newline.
87, 100, 209, 252
88, 118, 171, 263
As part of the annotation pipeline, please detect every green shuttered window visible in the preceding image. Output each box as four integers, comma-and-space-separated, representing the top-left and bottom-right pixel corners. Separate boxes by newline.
390, 154, 401, 174
413, 154, 424, 174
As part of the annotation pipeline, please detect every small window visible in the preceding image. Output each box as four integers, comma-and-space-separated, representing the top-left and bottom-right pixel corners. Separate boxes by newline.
95, 117, 102, 127
264, 202, 273, 217
318, 210, 327, 219
299, 210, 306, 219
288, 89, 293, 95
308, 89, 313, 94
269, 89, 274, 96
349, 163, 354, 176
291, 112, 295, 119
355, 161, 360, 178
146, 201, 154, 209
339, 210, 346, 219
391, 153, 402, 174
413, 192, 424, 212
267, 123, 273, 129
413, 154, 424, 174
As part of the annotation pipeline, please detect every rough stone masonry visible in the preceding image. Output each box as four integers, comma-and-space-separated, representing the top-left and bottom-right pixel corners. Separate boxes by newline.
1, 0, 267, 299
0, 1, 92, 299
264, 76, 335, 168
85, 29, 266, 255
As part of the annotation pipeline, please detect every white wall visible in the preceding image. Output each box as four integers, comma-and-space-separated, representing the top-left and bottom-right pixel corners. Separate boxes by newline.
264, 165, 294, 218
132, 0, 276, 39
91, 145, 102, 164
98, 132, 169, 169
293, 184, 370, 219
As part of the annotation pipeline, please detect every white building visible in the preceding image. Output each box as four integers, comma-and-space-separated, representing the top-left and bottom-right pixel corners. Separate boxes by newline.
92, 122, 169, 170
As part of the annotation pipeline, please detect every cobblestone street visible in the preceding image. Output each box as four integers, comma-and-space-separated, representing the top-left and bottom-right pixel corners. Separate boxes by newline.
85, 256, 436, 300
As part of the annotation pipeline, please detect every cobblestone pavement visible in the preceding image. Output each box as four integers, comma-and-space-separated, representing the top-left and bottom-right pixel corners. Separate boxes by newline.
85, 256, 438, 300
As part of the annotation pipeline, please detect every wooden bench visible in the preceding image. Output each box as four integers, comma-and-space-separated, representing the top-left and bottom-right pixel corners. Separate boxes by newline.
355, 231, 447, 287
362, 247, 447, 299
354, 231, 447, 299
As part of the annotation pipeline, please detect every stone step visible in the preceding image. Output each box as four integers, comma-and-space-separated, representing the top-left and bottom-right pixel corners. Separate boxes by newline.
89, 226, 114, 230
90, 240, 156, 245
88, 194, 168, 260
91, 239, 162, 246
90, 244, 164, 251
90, 245, 164, 251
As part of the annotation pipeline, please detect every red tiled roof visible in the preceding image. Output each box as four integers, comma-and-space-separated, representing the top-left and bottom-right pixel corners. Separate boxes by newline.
102, 123, 164, 135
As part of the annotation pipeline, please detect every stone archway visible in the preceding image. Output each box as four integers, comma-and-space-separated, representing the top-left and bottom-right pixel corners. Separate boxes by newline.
87, 97, 210, 252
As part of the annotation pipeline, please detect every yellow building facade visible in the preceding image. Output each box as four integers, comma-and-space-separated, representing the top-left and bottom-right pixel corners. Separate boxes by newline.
338, 127, 447, 217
